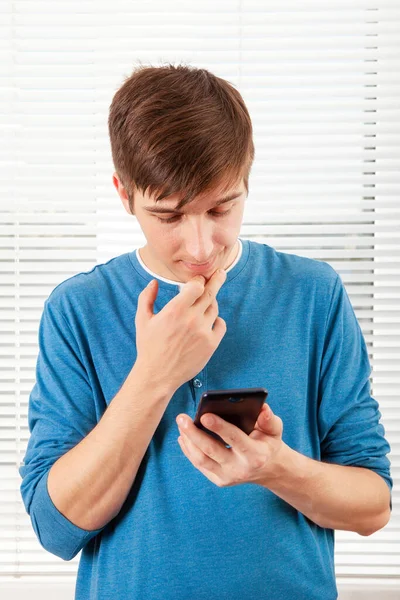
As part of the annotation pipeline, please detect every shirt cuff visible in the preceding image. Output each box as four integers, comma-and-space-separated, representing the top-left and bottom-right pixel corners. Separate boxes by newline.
30, 469, 104, 560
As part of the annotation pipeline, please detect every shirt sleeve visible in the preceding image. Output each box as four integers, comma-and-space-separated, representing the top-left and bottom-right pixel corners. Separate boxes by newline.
318, 274, 393, 510
19, 299, 105, 560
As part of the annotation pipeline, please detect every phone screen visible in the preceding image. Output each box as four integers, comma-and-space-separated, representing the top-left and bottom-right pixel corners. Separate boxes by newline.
193, 387, 268, 447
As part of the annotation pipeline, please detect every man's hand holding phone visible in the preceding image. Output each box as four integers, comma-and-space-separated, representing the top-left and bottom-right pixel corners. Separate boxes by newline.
176, 402, 285, 489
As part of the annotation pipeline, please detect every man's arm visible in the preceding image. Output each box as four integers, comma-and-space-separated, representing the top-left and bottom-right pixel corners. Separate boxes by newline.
47, 363, 174, 531
260, 441, 391, 536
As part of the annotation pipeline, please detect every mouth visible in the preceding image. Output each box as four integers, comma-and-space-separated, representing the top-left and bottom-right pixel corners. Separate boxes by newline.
181, 255, 217, 272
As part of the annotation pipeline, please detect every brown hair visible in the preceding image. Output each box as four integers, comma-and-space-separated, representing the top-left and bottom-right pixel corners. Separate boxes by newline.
108, 61, 255, 214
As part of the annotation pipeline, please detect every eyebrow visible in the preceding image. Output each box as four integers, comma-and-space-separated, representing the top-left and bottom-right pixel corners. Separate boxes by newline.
142, 192, 243, 214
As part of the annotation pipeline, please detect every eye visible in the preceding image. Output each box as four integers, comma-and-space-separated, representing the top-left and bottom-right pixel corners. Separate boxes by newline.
156, 209, 232, 224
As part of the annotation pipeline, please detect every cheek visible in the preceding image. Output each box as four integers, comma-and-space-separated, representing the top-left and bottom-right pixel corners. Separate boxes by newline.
222, 210, 243, 236
144, 221, 176, 250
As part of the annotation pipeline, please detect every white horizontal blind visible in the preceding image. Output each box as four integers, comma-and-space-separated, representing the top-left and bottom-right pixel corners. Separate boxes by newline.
1, 0, 399, 591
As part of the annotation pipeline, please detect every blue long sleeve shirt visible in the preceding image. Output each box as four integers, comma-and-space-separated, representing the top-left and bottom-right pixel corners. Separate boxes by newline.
19, 237, 392, 600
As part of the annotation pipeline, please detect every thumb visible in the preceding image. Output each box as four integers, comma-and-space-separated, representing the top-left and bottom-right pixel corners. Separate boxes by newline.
138, 279, 158, 320
251, 404, 283, 439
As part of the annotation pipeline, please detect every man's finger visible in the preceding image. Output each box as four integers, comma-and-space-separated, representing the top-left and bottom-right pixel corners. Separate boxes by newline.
254, 404, 283, 438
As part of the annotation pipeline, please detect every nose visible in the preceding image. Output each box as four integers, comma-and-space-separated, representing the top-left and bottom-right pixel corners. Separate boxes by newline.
182, 216, 214, 263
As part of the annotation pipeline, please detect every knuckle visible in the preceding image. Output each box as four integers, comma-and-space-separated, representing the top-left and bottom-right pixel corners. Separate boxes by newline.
195, 279, 205, 291
251, 456, 266, 470
229, 433, 237, 446
198, 454, 209, 467
217, 317, 227, 333
216, 479, 227, 488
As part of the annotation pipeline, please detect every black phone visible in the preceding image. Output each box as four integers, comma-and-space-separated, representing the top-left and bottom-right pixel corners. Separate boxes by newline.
193, 387, 268, 447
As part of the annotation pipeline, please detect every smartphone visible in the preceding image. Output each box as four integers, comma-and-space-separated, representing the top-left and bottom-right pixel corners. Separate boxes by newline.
193, 387, 268, 447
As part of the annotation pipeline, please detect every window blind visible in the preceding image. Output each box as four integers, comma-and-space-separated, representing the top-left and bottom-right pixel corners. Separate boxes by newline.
1, 0, 399, 594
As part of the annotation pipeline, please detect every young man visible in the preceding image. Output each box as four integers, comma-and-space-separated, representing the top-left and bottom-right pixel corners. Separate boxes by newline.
20, 64, 392, 600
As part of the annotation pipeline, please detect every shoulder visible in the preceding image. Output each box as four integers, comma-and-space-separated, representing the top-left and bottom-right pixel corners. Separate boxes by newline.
45, 252, 134, 317
249, 240, 338, 292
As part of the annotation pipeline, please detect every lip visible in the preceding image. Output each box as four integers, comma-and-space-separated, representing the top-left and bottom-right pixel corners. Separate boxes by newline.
181, 256, 217, 272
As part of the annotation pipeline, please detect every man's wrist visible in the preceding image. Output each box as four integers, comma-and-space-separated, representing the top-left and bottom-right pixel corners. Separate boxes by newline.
130, 361, 176, 399
259, 441, 311, 490
257, 441, 321, 525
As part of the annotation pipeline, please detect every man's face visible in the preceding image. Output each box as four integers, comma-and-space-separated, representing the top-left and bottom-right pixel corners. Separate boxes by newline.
113, 173, 247, 283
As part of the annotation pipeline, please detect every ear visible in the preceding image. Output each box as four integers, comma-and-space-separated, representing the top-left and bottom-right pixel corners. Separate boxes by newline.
113, 172, 134, 215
